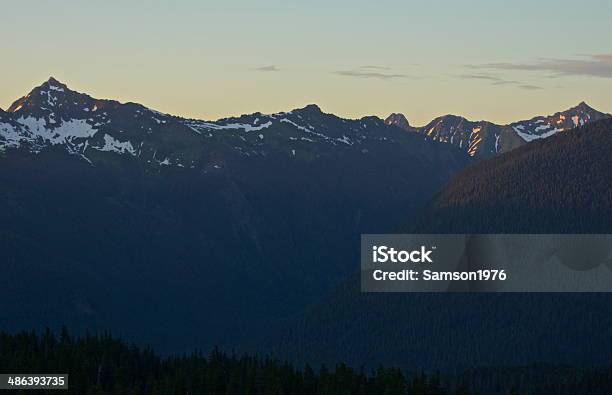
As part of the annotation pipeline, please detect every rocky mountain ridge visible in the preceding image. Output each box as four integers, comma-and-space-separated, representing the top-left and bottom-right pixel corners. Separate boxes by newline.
385, 102, 610, 158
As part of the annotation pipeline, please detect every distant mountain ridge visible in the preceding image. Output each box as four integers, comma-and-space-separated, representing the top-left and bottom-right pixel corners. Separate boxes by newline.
4, 78, 608, 165
385, 102, 610, 158
1, 77, 461, 168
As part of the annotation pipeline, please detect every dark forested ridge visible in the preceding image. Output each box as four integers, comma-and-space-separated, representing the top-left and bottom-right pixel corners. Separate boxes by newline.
271, 119, 612, 375
271, 279, 612, 373
416, 118, 612, 233
2, 329, 612, 395
0, 136, 467, 381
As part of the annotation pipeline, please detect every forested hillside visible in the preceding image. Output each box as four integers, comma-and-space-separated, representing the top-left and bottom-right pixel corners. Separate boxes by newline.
416, 118, 612, 232
271, 119, 612, 377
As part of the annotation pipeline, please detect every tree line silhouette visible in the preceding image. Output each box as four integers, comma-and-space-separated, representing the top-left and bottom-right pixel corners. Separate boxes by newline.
0, 328, 456, 394
2, 329, 612, 394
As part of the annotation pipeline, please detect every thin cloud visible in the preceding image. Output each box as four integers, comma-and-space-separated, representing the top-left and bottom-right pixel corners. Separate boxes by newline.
456, 73, 543, 90
334, 69, 408, 80
492, 80, 520, 86
457, 74, 500, 81
456, 73, 520, 86
518, 84, 543, 90
360, 65, 392, 70
254, 65, 280, 72
474, 54, 612, 78
458, 74, 517, 83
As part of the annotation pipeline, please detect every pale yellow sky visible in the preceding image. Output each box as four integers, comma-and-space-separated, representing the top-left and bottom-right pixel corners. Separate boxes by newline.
2, 1, 611, 125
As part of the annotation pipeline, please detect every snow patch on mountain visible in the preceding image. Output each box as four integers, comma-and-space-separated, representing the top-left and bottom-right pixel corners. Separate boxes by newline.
0, 122, 23, 149
16, 117, 98, 145
206, 121, 272, 132
94, 134, 137, 156
280, 118, 312, 133
513, 125, 562, 142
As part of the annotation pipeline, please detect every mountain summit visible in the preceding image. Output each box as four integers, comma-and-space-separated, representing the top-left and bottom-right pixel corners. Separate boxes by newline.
8, 77, 74, 113
384, 113, 413, 131
573, 101, 595, 111
386, 103, 610, 159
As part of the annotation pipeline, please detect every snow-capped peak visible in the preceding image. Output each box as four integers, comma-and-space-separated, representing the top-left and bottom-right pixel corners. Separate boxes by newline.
7, 77, 74, 113
510, 101, 609, 143
44, 76, 68, 91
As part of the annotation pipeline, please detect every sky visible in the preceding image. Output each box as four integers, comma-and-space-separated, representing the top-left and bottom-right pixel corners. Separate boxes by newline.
2, 0, 612, 125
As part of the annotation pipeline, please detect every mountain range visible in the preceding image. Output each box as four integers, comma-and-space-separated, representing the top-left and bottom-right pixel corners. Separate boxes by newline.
385, 102, 610, 158
2, 77, 612, 375
0, 78, 469, 354
2, 77, 609, 163
0, 77, 456, 167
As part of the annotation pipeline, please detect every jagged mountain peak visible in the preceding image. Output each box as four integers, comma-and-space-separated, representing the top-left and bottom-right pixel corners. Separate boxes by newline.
43, 76, 69, 90
572, 101, 594, 112
303, 103, 322, 111
7, 77, 90, 114
384, 113, 411, 131
360, 115, 382, 122
0, 79, 193, 160
27, 76, 70, 95
423, 114, 482, 133
293, 103, 323, 114
508, 101, 610, 145
564, 101, 609, 118
576, 100, 590, 107
434, 114, 472, 123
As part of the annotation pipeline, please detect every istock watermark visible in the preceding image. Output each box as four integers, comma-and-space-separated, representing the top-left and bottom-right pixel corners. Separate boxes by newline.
371, 245, 434, 263
361, 234, 612, 292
